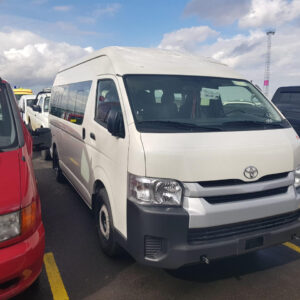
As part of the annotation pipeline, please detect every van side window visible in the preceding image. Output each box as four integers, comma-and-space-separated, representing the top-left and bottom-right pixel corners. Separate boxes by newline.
44, 97, 50, 112
50, 80, 92, 125
38, 96, 44, 110
95, 79, 120, 126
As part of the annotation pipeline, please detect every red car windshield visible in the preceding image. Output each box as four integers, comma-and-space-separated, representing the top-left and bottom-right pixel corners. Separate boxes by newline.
0, 83, 18, 150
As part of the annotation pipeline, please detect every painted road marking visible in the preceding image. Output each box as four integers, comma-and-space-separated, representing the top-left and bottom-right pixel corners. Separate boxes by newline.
283, 242, 300, 254
44, 252, 69, 300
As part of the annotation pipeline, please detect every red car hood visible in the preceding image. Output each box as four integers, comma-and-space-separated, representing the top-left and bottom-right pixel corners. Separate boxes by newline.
0, 149, 21, 215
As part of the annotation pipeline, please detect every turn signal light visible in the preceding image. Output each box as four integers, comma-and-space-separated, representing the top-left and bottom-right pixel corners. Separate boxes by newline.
21, 202, 37, 235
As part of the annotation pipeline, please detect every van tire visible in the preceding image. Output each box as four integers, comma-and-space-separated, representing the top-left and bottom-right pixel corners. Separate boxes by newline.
95, 189, 121, 257
53, 149, 65, 183
41, 149, 51, 160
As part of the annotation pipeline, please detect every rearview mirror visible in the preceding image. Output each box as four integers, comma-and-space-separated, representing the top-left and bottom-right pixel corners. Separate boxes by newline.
32, 105, 41, 113
107, 107, 125, 138
32, 128, 52, 150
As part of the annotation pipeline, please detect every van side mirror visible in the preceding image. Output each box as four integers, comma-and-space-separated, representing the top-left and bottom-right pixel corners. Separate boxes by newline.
107, 107, 125, 138
33, 105, 41, 113
32, 128, 52, 150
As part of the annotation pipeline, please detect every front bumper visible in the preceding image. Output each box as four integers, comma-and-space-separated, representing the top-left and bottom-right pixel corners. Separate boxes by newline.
0, 222, 45, 299
125, 200, 300, 269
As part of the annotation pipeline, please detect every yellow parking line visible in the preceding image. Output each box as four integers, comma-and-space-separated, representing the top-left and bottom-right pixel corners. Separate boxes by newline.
44, 252, 69, 300
283, 242, 300, 253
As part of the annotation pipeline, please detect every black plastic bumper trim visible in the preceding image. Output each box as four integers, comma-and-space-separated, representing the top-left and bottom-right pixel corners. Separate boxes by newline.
121, 200, 300, 269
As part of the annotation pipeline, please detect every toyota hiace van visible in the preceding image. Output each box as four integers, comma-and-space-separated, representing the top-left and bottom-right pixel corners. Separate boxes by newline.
49, 47, 300, 269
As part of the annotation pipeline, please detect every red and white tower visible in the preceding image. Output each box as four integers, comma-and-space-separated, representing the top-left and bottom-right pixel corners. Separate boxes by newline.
263, 30, 275, 97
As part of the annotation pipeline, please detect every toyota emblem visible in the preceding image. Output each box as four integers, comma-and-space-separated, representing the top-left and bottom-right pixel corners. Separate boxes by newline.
244, 166, 258, 179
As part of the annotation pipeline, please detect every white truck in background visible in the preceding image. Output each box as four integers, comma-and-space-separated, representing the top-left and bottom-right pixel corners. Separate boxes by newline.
18, 94, 36, 124
26, 88, 51, 131
26, 88, 52, 159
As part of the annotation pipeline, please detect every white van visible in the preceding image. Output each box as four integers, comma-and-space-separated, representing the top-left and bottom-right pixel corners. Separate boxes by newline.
49, 47, 300, 269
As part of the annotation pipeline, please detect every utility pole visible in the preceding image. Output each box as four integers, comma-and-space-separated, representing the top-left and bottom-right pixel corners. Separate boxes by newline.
263, 30, 275, 97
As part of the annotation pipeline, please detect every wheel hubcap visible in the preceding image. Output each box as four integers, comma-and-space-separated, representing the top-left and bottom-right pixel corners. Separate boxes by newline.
99, 205, 110, 240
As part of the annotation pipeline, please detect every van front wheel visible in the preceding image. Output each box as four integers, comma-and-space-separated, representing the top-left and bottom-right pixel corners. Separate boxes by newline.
95, 189, 121, 257
53, 149, 65, 183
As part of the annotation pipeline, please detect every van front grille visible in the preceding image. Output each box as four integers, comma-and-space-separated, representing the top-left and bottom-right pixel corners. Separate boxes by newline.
198, 172, 289, 188
188, 210, 300, 244
204, 186, 289, 204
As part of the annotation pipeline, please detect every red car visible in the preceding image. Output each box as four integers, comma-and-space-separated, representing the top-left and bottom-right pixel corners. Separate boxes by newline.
0, 79, 50, 298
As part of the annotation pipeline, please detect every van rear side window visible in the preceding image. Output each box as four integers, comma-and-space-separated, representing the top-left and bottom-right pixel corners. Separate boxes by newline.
50, 80, 92, 125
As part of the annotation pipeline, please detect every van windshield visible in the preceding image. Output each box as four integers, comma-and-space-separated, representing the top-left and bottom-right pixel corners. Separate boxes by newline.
0, 84, 18, 149
124, 75, 288, 133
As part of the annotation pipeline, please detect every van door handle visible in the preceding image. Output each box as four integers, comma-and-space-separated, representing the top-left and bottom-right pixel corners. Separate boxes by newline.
90, 132, 96, 140
82, 128, 86, 140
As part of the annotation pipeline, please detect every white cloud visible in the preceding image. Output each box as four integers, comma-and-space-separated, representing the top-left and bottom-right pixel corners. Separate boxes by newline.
216, 27, 300, 95
78, 3, 121, 24
160, 0, 300, 96
184, 0, 300, 29
94, 3, 121, 17
0, 29, 94, 90
158, 26, 219, 51
184, 0, 250, 25
158, 26, 300, 96
53, 5, 72, 12
239, 0, 300, 28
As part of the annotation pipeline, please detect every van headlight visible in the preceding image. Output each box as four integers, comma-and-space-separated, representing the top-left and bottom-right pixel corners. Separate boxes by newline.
295, 167, 300, 191
0, 211, 20, 242
128, 174, 183, 206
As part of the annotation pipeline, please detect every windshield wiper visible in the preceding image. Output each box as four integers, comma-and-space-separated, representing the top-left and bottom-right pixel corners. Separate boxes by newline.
222, 120, 285, 128
137, 120, 224, 131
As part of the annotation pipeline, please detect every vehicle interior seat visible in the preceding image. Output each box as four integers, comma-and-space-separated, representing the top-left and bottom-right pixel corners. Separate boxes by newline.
179, 93, 197, 118
202, 97, 225, 118
159, 91, 178, 119
96, 90, 120, 123
134, 90, 157, 120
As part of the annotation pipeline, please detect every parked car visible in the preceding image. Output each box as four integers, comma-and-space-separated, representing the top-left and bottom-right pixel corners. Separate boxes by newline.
0, 78, 51, 298
272, 86, 300, 135
50, 47, 300, 269
18, 94, 36, 124
26, 88, 51, 131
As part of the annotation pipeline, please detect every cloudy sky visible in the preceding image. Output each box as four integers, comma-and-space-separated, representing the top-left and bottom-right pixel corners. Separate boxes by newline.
0, 0, 299, 97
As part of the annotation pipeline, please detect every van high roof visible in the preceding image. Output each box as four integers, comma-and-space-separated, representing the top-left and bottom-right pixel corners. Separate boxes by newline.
59, 46, 244, 80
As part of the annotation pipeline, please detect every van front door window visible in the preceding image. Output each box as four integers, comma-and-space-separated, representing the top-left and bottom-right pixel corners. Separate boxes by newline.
95, 79, 121, 126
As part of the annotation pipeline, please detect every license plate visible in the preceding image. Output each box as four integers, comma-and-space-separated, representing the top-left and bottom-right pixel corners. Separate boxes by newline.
245, 236, 264, 250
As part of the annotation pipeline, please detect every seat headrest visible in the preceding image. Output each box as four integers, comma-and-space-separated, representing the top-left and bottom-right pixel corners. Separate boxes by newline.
161, 91, 174, 104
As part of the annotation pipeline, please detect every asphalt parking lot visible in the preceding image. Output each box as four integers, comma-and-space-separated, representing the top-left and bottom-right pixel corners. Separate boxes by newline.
13, 152, 300, 300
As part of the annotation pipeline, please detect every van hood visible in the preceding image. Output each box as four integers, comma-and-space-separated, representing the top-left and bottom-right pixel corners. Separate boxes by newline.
0, 149, 21, 215
140, 128, 300, 182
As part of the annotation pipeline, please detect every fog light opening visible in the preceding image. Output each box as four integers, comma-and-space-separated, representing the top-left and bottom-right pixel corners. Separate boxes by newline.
200, 255, 210, 264
292, 234, 300, 240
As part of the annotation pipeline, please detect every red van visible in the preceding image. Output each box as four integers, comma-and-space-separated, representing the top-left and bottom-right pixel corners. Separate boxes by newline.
0, 79, 50, 298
